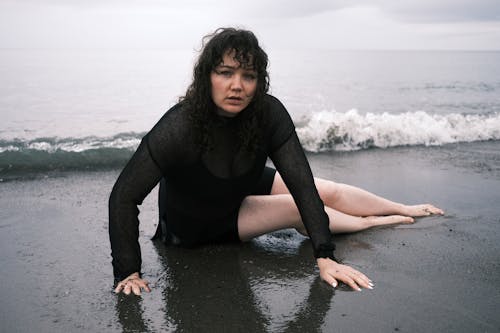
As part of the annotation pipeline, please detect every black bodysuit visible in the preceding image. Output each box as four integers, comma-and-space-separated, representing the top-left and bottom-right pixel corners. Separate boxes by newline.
109, 95, 335, 281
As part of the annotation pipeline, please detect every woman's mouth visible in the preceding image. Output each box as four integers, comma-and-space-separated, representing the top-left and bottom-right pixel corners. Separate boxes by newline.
226, 96, 243, 104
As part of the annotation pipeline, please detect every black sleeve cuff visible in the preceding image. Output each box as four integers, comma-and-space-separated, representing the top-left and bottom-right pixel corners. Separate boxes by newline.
314, 243, 337, 262
113, 268, 142, 286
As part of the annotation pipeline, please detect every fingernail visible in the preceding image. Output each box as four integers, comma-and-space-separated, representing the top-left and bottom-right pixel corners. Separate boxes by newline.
332, 282, 337, 288
357, 287, 362, 291
367, 285, 373, 290
369, 282, 375, 287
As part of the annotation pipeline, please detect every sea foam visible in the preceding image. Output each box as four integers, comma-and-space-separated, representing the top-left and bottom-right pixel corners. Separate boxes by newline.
0, 133, 142, 154
296, 110, 500, 152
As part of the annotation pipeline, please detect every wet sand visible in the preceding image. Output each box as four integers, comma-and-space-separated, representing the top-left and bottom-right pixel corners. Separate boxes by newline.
1, 141, 499, 332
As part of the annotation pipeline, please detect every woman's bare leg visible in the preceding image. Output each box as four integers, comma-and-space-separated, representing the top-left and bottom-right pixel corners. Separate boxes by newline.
238, 195, 413, 241
271, 173, 444, 217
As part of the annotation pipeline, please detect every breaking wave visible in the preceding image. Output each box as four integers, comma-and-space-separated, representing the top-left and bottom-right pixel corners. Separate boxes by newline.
1, 110, 499, 175
0, 133, 143, 175
296, 110, 500, 152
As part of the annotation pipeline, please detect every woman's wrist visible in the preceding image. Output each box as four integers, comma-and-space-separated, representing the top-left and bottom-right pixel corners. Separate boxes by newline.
124, 272, 140, 280
314, 250, 337, 262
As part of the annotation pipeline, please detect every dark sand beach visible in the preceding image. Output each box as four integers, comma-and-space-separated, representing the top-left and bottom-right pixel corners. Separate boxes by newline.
1, 141, 499, 332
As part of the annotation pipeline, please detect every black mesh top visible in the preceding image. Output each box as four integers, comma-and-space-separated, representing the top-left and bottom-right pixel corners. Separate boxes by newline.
109, 95, 335, 281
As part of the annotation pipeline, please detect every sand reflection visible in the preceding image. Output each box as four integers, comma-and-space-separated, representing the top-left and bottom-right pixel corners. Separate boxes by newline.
115, 236, 334, 332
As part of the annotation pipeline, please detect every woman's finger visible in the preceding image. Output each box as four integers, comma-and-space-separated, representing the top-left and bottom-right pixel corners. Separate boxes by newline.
352, 274, 373, 289
131, 282, 141, 296
123, 284, 132, 295
134, 279, 151, 293
114, 283, 124, 294
348, 269, 373, 289
321, 272, 339, 288
351, 270, 371, 284
343, 277, 362, 291
334, 271, 361, 291
142, 280, 151, 293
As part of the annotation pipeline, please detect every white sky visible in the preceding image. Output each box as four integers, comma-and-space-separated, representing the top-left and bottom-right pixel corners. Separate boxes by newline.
1, 0, 499, 50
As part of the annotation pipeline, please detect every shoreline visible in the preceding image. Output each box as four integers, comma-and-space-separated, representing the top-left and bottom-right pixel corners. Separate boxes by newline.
1, 139, 500, 182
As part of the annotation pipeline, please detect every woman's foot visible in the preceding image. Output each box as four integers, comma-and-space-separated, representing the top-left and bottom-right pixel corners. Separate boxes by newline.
365, 215, 415, 228
401, 204, 444, 217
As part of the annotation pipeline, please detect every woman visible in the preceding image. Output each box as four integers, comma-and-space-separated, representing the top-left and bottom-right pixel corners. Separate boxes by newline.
109, 28, 443, 296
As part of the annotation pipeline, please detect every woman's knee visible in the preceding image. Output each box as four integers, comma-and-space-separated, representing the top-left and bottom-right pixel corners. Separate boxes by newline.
315, 178, 342, 204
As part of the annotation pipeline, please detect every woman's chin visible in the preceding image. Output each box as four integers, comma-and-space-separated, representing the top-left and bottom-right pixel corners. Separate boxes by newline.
216, 106, 245, 117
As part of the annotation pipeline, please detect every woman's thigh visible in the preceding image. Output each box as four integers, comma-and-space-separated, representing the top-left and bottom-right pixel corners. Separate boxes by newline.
270, 172, 338, 203
237, 194, 302, 241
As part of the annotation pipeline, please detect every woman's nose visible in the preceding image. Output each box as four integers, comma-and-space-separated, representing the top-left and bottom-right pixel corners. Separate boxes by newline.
230, 75, 243, 91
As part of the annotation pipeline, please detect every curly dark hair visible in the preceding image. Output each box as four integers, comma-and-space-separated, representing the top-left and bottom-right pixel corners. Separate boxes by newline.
181, 27, 270, 154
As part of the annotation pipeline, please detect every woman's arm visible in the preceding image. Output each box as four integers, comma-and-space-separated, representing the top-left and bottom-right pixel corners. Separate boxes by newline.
109, 136, 163, 287
269, 132, 372, 290
265, 95, 372, 290
269, 131, 334, 258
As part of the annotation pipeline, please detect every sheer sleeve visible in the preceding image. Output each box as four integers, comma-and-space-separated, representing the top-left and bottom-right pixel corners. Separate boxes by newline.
270, 132, 336, 259
109, 103, 196, 282
265, 95, 336, 260
108, 137, 163, 282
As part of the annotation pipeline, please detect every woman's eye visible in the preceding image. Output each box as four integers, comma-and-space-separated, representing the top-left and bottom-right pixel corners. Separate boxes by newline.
216, 70, 232, 77
243, 73, 257, 81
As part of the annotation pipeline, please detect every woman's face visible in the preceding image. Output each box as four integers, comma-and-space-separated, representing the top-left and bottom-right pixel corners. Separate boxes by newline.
210, 50, 258, 117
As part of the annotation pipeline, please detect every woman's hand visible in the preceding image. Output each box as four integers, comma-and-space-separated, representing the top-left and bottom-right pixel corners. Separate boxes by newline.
317, 258, 374, 291
114, 272, 151, 295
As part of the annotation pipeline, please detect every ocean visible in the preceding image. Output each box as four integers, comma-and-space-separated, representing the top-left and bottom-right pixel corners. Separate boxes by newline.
1, 49, 499, 178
